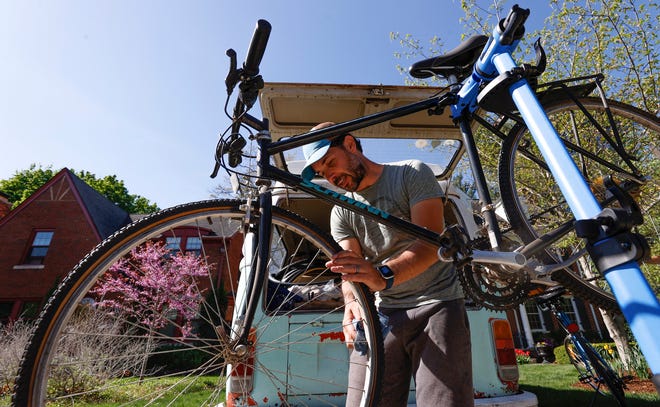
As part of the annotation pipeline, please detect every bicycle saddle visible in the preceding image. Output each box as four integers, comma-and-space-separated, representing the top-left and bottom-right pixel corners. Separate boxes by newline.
409, 35, 489, 80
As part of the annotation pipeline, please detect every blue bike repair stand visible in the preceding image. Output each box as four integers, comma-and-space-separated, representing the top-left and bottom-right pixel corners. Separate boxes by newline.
491, 50, 660, 393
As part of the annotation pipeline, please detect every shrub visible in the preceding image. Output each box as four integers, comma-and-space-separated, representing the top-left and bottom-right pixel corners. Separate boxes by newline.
0, 319, 35, 398
45, 306, 153, 401
553, 345, 571, 365
146, 344, 216, 374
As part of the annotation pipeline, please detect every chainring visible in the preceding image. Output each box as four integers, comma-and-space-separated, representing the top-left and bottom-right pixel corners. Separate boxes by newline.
458, 261, 531, 311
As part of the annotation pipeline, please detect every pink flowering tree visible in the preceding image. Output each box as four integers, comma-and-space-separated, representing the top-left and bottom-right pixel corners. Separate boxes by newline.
92, 241, 212, 338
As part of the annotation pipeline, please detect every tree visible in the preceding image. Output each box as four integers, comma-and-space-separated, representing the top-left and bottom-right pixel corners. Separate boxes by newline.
91, 241, 211, 338
0, 164, 159, 213
392, 0, 659, 373
457, 0, 659, 113
394, 0, 658, 114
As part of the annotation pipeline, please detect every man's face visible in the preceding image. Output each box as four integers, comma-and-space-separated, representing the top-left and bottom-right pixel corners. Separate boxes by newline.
311, 143, 365, 192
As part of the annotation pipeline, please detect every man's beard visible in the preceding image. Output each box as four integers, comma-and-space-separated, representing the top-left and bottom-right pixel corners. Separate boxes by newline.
342, 157, 366, 192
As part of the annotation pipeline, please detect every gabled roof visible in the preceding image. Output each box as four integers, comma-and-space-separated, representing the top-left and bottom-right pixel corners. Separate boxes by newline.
0, 168, 132, 240
66, 170, 132, 238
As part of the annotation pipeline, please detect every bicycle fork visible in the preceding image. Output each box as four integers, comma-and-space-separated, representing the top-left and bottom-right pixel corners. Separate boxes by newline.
491, 51, 660, 392
227, 191, 273, 358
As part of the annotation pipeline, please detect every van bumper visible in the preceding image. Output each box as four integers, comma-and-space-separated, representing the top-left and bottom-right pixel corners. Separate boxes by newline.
407, 391, 538, 407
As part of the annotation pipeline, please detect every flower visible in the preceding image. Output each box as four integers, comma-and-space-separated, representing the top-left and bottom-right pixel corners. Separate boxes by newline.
515, 349, 531, 364
535, 336, 555, 348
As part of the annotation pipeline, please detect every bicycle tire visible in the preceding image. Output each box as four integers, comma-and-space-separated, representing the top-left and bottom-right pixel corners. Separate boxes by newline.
583, 340, 628, 406
565, 335, 600, 391
564, 335, 627, 406
13, 199, 383, 407
499, 97, 660, 310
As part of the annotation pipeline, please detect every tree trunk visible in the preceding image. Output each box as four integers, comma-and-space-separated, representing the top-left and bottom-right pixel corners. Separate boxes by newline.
577, 256, 631, 370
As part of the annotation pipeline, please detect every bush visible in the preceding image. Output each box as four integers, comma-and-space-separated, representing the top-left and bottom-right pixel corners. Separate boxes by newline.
146, 344, 216, 374
45, 306, 153, 401
553, 345, 571, 365
0, 319, 35, 398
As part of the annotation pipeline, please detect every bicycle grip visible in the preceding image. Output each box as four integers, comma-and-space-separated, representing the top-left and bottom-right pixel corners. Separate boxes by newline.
243, 19, 272, 76
498, 5, 529, 45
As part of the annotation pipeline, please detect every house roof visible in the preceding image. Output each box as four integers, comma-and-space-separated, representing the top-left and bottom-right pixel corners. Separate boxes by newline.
66, 170, 132, 238
0, 168, 132, 240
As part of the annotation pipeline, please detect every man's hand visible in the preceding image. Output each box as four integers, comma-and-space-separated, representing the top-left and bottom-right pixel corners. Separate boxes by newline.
342, 298, 361, 349
326, 250, 387, 292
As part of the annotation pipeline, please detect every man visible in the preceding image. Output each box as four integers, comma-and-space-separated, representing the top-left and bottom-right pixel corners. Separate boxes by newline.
301, 122, 474, 407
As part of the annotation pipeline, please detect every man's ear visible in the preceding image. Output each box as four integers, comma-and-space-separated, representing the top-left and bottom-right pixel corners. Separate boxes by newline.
343, 134, 358, 152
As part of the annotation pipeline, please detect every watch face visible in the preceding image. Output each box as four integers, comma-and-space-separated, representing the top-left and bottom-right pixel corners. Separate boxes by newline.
378, 265, 394, 279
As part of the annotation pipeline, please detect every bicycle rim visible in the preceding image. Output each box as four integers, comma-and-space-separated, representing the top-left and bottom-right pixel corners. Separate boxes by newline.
499, 97, 660, 310
564, 336, 601, 392
13, 199, 383, 406
584, 342, 628, 406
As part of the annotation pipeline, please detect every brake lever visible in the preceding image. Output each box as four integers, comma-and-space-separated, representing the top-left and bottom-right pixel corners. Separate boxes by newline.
225, 49, 241, 95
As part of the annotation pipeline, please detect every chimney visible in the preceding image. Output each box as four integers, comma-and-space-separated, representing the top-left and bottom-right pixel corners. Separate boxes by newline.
0, 191, 11, 219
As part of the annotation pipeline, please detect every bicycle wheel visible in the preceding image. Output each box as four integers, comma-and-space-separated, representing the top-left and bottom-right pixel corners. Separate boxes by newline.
564, 336, 627, 406
583, 340, 628, 406
499, 97, 660, 310
13, 199, 383, 407
565, 335, 599, 390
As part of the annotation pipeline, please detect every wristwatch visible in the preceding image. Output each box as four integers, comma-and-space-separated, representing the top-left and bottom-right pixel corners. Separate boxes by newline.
376, 265, 395, 290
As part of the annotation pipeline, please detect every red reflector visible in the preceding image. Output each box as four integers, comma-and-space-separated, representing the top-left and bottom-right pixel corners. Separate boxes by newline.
567, 322, 580, 333
497, 348, 517, 365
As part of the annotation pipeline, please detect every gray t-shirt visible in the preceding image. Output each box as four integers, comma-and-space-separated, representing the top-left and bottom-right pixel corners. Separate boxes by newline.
330, 160, 463, 308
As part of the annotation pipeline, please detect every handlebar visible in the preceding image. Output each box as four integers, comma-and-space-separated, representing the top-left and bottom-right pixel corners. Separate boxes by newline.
211, 19, 272, 178
243, 19, 271, 76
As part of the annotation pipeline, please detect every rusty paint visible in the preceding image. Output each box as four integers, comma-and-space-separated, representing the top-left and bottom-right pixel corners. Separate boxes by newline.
504, 380, 519, 392
474, 391, 486, 398
226, 394, 258, 407
318, 331, 344, 342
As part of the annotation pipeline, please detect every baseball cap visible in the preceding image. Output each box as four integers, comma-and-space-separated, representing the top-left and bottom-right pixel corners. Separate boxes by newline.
301, 139, 331, 181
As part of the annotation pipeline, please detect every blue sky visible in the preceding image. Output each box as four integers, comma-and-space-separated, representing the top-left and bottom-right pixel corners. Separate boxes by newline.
0, 0, 546, 209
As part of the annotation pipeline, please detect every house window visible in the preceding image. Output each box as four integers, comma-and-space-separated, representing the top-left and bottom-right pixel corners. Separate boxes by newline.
165, 237, 181, 253
524, 302, 546, 332
25, 231, 54, 265
558, 297, 579, 328
185, 237, 203, 256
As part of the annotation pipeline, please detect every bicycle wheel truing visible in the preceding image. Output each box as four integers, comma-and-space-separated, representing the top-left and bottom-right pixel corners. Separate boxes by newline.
14, 200, 382, 407
500, 98, 660, 310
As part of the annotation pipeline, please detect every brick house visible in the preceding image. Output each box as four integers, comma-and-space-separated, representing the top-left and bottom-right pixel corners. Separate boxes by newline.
0, 169, 243, 324
505, 295, 611, 351
0, 169, 132, 322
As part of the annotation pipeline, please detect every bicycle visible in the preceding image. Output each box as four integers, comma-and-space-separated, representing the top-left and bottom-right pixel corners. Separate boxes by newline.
536, 286, 628, 407
13, 5, 660, 406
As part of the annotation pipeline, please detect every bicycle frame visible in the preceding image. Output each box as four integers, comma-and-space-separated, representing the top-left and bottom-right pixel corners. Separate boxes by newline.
230, 6, 660, 391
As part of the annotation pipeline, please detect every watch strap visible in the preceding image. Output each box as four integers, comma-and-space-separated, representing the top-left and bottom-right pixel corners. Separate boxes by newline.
377, 265, 394, 290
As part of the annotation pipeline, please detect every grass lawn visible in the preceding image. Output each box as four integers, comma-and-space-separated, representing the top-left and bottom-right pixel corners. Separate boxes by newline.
518, 363, 659, 406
